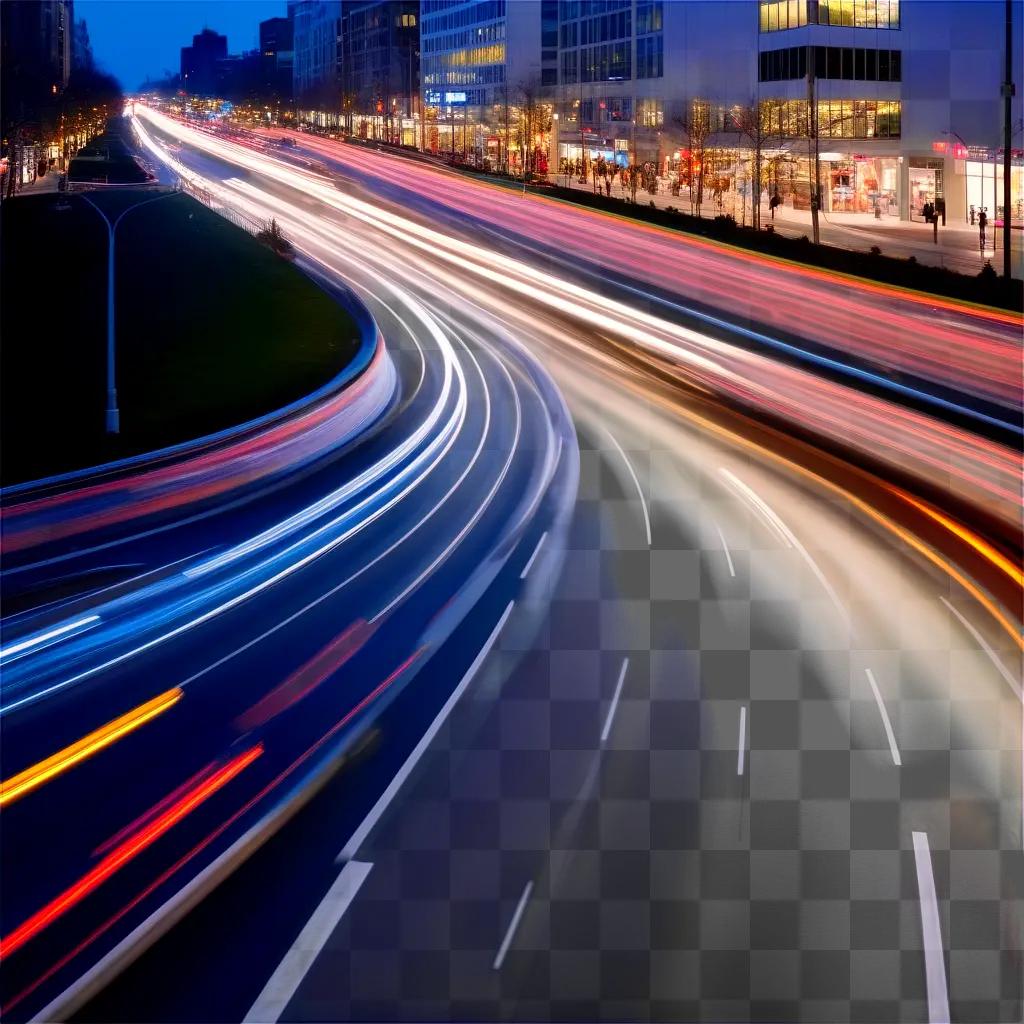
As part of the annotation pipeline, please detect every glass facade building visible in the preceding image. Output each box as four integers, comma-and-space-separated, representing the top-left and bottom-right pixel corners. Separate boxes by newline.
341, 1, 420, 144
420, 0, 552, 172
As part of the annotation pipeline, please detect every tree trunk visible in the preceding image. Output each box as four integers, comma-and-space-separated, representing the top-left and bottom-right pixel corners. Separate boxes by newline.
752, 142, 761, 230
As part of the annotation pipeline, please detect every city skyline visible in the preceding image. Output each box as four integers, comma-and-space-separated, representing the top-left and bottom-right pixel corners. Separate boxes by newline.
78, 0, 285, 89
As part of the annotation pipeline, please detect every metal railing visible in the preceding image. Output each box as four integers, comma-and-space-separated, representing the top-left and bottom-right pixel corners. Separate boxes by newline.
176, 175, 264, 238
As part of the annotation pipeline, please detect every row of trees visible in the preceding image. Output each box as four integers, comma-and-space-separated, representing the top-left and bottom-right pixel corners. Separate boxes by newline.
674, 96, 861, 234
3, 65, 123, 199
2, 11, 123, 198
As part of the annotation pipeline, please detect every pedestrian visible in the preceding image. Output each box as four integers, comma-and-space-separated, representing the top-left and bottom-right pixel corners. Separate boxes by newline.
605, 177, 611, 197
978, 207, 988, 248
921, 200, 933, 223
969, 204, 976, 226
769, 189, 780, 220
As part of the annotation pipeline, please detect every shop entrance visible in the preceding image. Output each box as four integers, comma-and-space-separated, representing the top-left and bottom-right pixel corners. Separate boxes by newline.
908, 159, 944, 221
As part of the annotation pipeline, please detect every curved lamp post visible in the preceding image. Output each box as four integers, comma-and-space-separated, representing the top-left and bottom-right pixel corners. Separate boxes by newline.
81, 189, 179, 434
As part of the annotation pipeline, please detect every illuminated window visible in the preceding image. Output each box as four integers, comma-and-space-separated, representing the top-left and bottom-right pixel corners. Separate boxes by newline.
760, 0, 898, 29
636, 98, 663, 127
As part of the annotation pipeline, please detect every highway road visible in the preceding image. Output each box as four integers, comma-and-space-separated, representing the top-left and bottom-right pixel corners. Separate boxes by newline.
2, 108, 1021, 1024
0, 133, 577, 1019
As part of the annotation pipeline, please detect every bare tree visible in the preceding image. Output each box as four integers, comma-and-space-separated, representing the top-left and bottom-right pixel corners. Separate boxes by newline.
514, 77, 551, 180
674, 98, 712, 216
730, 98, 785, 230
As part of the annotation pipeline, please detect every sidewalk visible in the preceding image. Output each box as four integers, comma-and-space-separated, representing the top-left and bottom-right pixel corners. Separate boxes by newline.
14, 171, 62, 196
550, 172, 1023, 278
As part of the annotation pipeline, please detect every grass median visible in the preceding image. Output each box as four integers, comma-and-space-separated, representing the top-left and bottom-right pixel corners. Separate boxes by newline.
1, 191, 360, 487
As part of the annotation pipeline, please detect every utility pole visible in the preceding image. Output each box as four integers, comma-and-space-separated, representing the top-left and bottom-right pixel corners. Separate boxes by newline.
1002, 0, 1015, 278
806, 43, 821, 244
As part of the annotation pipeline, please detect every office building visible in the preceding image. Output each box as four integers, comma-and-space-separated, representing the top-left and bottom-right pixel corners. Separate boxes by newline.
293, 0, 343, 108
550, 0, 1021, 226
181, 28, 229, 97
260, 15, 295, 102
342, 1, 420, 144
420, 0, 556, 171
757, 0, 1022, 223
554, 1, 755, 175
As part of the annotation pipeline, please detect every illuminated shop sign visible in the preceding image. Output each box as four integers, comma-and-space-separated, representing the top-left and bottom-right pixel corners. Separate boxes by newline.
425, 90, 468, 105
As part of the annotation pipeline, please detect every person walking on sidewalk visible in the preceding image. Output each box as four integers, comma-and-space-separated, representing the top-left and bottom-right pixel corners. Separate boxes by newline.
978, 207, 988, 250
769, 189, 780, 220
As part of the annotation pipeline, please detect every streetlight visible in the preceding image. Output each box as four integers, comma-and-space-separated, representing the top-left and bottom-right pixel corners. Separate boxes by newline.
81, 189, 179, 433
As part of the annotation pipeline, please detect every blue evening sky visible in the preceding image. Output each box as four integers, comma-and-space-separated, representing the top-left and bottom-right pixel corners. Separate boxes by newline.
77, 1, 287, 90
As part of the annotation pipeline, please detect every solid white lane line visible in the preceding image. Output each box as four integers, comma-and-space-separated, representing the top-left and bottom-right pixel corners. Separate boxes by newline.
719, 468, 792, 548
520, 530, 548, 580
912, 831, 950, 1024
939, 596, 1022, 702
600, 657, 630, 744
602, 429, 652, 545
865, 668, 902, 767
737, 705, 747, 776
714, 523, 736, 577
493, 881, 534, 971
243, 860, 373, 1024
337, 601, 514, 862
719, 468, 848, 625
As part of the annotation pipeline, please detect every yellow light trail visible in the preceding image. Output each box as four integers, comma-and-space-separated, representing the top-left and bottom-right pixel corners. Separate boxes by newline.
0, 688, 183, 807
891, 490, 1023, 589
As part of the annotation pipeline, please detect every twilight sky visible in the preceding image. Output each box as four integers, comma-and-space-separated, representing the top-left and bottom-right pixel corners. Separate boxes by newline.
77, 1, 287, 90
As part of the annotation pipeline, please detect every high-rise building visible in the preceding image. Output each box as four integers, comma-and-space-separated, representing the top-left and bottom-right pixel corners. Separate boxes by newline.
1, 0, 74, 117
554, 2, 755, 173
72, 16, 94, 72
292, 0, 343, 108
341, 1, 420, 144
1, 0, 75, 186
420, 0, 556, 170
260, 15, 295, 102
181, 28, 229, 97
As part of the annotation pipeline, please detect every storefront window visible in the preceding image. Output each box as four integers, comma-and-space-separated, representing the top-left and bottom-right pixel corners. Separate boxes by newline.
827, 155, 899, 214
966, 160, 1024, 224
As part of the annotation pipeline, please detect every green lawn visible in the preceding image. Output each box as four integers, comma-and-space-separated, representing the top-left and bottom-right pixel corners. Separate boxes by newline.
1, 191, 359, 487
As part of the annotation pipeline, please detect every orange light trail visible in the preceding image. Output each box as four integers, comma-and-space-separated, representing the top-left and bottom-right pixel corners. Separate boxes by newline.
627, 371, 1023, 651
891, 490, 1023, 589
0, 688, 184, 808
0, 744, 262, 959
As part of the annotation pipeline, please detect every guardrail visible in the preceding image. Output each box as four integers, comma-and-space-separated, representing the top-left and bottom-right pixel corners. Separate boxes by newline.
65, 177, 161, 193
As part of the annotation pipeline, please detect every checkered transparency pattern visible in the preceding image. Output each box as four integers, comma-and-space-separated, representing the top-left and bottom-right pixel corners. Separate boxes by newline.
284, 430, 1022, 1024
